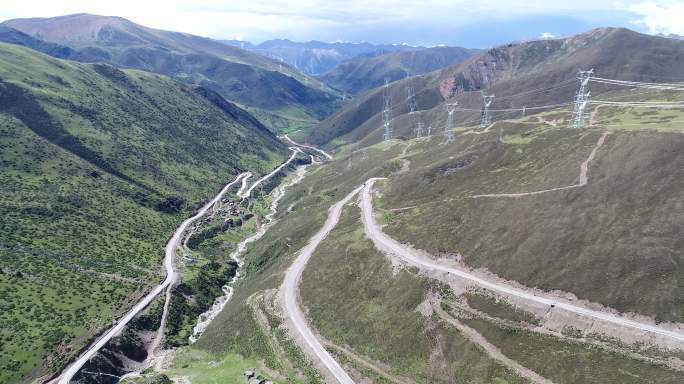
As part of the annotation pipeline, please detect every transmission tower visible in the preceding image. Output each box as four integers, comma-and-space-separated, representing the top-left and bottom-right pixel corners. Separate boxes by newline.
443, 102, 457, 144
570, 69, 594, 129
480, 95, 495, 127
382, 78, 393, 141
406, 77, 423, 138
407, 84, 417, 115
414, 121, 425, 138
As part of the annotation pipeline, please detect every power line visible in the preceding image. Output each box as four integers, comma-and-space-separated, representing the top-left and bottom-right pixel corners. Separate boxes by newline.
493, 79, 577, 101
590, 76, 684, 90
454, 102, 573, 113
590, 100, 684, 108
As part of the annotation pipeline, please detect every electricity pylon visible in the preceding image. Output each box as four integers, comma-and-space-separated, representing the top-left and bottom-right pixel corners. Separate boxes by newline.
415, 121, 425, 138
407, 78, 422, 138
570, 69, 594, 129
407, 84, 417, 115
382, 78, 393, 141
480, 95, 495, 127
444, 102, 457, 144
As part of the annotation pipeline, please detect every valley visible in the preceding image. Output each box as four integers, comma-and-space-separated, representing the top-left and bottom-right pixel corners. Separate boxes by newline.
0, 7, 683, 384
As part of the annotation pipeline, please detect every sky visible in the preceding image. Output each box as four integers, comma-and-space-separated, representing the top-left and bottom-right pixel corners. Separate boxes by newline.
1, 0, 684, 47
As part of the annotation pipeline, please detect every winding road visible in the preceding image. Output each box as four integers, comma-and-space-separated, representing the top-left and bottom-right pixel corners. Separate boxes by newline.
281, 185, 364, 384
239, 147, 300, 199
51, 172, 249, 384
283, 134, 333, 160
360, 178, 684, 343
189, 160, 312, 343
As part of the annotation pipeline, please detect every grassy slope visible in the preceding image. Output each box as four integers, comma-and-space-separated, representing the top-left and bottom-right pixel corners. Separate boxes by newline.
189, 127, 683, 383
376, 121, 683, 322
189, 143, 520, 383
188, 144, 409, 382
300, 205, 526, 383
0, 43, 287, 383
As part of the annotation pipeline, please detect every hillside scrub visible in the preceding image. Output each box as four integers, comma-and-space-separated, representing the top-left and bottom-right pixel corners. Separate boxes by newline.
0, 43, 287, 382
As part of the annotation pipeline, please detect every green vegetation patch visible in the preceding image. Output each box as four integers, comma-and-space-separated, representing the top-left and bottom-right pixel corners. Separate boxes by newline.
0, 43, 287, 382
167, 349, 263, 384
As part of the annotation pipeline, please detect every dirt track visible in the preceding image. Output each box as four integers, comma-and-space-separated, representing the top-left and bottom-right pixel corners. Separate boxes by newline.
472, 132, 609, 198
360, 178, 684, 344
280, 186, 364, 384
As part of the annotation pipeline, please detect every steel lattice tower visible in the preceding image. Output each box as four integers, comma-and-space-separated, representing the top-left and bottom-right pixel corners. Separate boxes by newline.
415, 121, 425, 138
382, 78, 393, 141
480, 95, 495, 127
570, 69, 594, 129
444, 102, 457, 144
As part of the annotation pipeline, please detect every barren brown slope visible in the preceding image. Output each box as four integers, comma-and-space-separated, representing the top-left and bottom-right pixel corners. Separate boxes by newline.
303, 27, 684, 149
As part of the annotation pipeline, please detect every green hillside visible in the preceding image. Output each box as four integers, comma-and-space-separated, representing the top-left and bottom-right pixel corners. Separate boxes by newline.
0, 42, 287, 383
3, 14, 341, 132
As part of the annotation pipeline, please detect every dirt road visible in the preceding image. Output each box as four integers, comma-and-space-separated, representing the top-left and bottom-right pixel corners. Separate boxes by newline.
239, 147, 300, 199
281, 186, 364, 384
50, 172, 249, 384
283, 134, 333, 160
472, 132, 609, 198
360, 178, 684, 343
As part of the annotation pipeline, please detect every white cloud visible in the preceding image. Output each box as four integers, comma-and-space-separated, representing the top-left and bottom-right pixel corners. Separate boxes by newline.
0, 0, 662, 44
630, 1, 684, 35
540, 32, 556, 39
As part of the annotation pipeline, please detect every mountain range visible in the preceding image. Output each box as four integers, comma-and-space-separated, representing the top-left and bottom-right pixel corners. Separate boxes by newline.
321, 45, 477, 95
223, 38, 422, 76
2, 14, 340, 132
305, 27, 684, 148
1, 11, 683, 384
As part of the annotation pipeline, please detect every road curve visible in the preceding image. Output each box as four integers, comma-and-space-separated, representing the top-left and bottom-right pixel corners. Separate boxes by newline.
282, 185, 364, 384
239, 147, 300, 199
283, 134, 333, 160
51, 172, 249, 384
360, 178, 684, 343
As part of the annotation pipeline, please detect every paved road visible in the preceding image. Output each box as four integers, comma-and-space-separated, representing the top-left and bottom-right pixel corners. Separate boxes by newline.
239, 147, 300, 199
283, 134, 333, 160
282, 185, 364, 384
360, 178, 684, 343
51, 172, 249, 384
